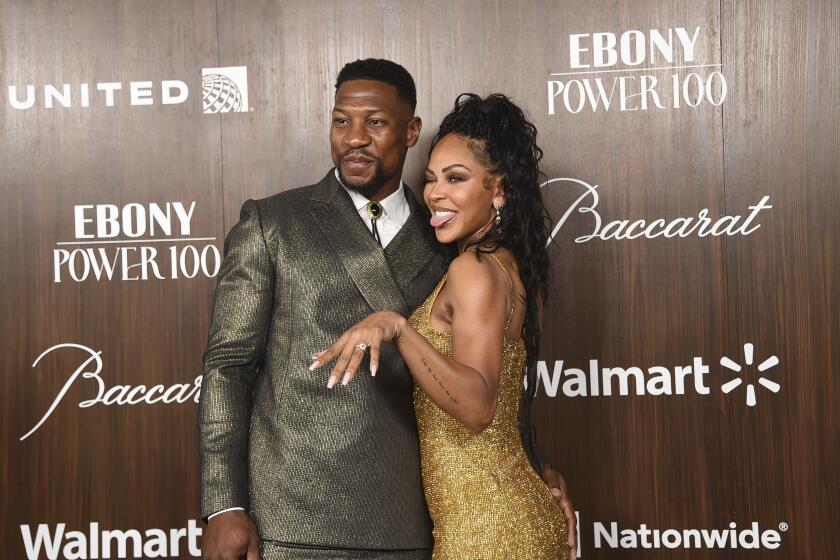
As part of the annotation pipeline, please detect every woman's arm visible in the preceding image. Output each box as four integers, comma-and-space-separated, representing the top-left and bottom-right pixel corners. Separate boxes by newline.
313, 253, 510, 433
395, 254, 509, 432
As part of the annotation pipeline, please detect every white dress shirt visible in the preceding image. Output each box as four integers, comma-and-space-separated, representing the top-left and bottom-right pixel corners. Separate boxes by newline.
206, 171, 411, 522
335, 168, 410, 248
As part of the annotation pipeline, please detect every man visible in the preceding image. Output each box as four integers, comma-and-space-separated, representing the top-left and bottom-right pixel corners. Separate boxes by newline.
199, 58, 575, 560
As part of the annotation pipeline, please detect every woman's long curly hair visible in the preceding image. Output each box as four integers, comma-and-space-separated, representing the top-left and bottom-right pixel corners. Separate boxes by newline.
429, 93, 551, 461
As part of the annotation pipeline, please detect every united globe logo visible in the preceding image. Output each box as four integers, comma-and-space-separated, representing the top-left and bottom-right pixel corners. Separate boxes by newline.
201, 66, 249, 114
202, 74, 241, 112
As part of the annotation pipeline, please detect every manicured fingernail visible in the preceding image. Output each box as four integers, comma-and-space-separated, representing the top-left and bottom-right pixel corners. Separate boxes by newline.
309, 360, 319, 371
341, 371, 352, 385
327, 376, 336, 389
371, 365, 377, 377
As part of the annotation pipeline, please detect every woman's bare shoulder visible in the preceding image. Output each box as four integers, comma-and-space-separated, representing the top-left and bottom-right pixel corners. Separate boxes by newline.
445, 250, 509, 301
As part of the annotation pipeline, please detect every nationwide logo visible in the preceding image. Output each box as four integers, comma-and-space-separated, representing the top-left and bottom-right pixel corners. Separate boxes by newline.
569, 512, 787, 556
5, 66, 249, 112
21, 519, 202, 559
535, 342, 782, 408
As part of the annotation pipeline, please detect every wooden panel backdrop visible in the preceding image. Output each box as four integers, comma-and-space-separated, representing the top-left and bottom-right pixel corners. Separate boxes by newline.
1, 0, 837, 558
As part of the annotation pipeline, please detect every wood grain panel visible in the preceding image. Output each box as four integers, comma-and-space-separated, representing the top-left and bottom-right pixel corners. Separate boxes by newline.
0, 0, 836, 558
720, 0, 840, 556
0, 0, 222, 550
530, 3, 733, 557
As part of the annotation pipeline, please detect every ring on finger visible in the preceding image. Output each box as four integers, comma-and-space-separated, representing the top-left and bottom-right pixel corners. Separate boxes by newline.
354, 342, 368, 351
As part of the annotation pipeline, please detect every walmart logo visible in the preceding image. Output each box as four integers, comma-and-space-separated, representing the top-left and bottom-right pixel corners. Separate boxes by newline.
720, 343, 781, 407
536, 341, 782, 408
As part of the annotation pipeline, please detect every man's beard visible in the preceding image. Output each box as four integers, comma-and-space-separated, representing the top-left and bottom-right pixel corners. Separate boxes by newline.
338, 159, 393, 199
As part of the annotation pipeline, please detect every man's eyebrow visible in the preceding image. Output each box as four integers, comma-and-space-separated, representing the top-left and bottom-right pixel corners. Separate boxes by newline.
441, 163, 471, 173
331, 106, 389, 115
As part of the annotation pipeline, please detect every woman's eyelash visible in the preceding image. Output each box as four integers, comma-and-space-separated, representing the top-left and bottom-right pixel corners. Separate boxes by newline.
424, 174, 466, 183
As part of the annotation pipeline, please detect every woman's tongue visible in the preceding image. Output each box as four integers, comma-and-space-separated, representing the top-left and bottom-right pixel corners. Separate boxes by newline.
430, 212, 457, 228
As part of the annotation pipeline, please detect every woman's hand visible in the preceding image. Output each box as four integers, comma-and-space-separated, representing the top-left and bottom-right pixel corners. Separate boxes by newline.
311, 311, 407, 388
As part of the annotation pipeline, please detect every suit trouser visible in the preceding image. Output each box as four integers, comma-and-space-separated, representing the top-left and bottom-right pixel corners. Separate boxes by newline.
259, 541, 432, 560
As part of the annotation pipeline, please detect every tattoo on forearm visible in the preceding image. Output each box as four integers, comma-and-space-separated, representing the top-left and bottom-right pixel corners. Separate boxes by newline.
422, 357, 458, 404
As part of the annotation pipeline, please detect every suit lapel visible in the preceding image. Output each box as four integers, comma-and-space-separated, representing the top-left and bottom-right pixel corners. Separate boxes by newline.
384, 186, 438, 291
310, 170, 409, 315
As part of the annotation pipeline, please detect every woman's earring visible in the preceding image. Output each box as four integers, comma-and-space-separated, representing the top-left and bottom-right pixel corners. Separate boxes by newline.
493, 202, 502, 226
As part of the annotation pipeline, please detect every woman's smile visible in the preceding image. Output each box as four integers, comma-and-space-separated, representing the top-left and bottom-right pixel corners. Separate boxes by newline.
430, 207, 458, 228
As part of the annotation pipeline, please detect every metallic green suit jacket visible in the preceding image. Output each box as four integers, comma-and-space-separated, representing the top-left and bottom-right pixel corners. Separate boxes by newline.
198, 170, 450, 549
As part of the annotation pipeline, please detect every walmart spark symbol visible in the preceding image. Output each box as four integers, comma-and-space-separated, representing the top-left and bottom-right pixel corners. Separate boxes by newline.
720, 343, 780, 407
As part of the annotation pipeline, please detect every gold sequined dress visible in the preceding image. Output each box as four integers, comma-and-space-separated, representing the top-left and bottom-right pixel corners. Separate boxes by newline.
409, 253, 569, 560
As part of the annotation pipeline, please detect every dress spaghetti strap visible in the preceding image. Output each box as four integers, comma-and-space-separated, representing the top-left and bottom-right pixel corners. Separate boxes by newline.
488, 252, 516, 336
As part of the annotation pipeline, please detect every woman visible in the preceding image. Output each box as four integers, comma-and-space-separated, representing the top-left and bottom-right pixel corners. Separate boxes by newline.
313, 93, 569, 559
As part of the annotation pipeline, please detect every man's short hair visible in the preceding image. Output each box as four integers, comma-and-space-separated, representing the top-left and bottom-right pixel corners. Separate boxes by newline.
335, 58, 417, 112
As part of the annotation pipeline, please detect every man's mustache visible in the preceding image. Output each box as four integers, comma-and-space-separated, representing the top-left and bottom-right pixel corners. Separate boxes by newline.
341, 149, 379, 162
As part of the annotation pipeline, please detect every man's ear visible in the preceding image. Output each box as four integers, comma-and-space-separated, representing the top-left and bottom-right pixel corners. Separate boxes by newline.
406, 116, 422, 148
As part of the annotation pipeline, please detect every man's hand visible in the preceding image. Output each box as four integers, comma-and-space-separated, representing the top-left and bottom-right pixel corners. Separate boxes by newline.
540, 465, 577, 560
202, 510, 260, 560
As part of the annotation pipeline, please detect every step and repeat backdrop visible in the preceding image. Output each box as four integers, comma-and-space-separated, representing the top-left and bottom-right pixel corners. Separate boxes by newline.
2, 0, 837, 558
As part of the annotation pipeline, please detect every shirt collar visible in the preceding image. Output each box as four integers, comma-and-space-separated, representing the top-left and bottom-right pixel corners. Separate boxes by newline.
335, 168, 410, 223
